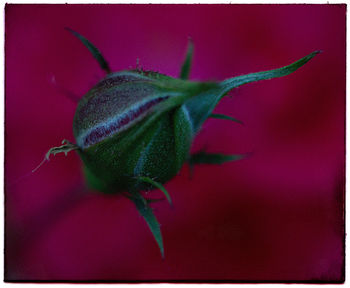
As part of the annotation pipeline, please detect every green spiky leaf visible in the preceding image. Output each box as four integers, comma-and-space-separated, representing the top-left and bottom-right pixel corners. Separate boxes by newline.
184, 51, 321, 134
220, 50, 322, 93
137, 176, 172, 206
130, 192, 164, 258
189, 151, 246, 166
179, 38, 193, 80
209, 113, 243, 125
32, 140, 79, 173
66, 27, 111, 74
45, 139, 79, 160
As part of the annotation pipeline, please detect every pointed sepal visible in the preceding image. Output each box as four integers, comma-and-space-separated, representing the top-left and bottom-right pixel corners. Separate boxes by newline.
45, 139, 79, 159
220, 50, 322, 93
66, 27, 111, 74
129, 192, 164, 258
137, 176, 172, 206
32, 140, 79, 173
209, 113, 244, 125
184, 51, 321, 134
189, 151, 246, 166
179, 38, 193, 80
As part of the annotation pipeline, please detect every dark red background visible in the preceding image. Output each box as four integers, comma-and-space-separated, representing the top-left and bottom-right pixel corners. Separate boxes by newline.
5, 4, 345, 282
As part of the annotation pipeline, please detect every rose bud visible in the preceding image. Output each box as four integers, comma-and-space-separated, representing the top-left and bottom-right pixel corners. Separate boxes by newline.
39, 28, 320, 257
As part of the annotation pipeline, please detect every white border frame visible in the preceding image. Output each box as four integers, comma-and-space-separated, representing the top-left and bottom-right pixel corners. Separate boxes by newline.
1, 1, 347, 286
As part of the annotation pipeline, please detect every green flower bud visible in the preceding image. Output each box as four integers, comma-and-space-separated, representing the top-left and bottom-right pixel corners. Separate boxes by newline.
42, 28, 320, 257
73, 70, 215, 195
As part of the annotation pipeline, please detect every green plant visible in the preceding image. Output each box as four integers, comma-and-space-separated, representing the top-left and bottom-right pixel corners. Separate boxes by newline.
40, 29, 320, 257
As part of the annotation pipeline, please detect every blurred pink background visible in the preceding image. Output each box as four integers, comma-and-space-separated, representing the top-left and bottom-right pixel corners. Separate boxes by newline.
5, 4, 345, 282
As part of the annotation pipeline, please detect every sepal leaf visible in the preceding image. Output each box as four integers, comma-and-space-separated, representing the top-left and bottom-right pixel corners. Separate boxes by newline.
209, 113, 243, 125
137, 176, 172, 206
189, 151, 246, 166
179, 38, 193, 80
129, 192, 164, 258
32, 140, 79, 173
184, 51, 321, 134
220, 50, 321, 93
66, 27, 111, 74
45, 139, 79, 160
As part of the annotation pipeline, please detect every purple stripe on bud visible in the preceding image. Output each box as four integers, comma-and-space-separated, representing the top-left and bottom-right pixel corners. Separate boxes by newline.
83, 96, 170, 148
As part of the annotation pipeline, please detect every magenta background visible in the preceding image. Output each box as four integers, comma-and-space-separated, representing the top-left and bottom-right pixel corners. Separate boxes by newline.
5, 4, 345, 282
